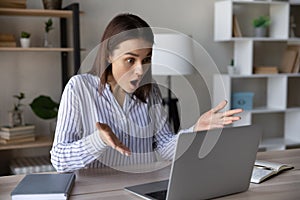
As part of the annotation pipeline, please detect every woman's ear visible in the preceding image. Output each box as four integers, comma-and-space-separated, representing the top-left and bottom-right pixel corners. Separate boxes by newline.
107, 53, 114, 64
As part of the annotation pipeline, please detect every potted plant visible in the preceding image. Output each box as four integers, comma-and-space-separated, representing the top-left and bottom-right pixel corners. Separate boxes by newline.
252, 16, 271, 37
44, 18, 54, 47
30, 95, 59, 135
20, 31, 31, 48
227, 59, 238, 75
8, 92, 26, 127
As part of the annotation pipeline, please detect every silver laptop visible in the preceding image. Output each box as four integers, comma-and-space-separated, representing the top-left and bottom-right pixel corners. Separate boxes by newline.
125, 125, 261, 200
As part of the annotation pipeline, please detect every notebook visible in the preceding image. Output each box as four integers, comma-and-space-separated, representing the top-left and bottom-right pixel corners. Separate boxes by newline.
125, 125, 261, 200
11, 173, 76, 200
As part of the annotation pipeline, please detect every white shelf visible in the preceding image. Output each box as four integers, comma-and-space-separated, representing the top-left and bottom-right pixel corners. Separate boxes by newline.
250, 107, 285, 113
232, 0, 289, 5
214, 1, 300, 151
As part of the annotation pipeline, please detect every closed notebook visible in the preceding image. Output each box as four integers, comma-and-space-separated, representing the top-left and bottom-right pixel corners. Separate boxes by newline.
11, 173, 76, 200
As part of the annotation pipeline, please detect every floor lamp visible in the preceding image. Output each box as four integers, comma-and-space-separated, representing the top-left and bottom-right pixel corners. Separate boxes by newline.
152, 33, 194, 133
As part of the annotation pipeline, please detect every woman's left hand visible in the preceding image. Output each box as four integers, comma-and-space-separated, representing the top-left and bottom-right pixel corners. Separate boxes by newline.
194, 100, 243, 132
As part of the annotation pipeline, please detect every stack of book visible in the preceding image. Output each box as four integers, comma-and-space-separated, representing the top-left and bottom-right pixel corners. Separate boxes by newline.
254, 66, 279, 74
280, 45, 300, 74
0, 33, 17, 47
0, 125, 35, 144
0, 0, 27, 9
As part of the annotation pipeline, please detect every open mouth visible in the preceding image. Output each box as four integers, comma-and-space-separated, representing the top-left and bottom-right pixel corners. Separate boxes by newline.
130, 79, 139, 87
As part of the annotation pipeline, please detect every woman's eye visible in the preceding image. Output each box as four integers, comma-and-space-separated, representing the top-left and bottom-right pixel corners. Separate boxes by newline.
143, 56, 152, 64
126, 58, 135, 64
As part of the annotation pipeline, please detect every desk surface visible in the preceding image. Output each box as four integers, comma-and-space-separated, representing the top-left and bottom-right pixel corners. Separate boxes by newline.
1, 149, 300, 200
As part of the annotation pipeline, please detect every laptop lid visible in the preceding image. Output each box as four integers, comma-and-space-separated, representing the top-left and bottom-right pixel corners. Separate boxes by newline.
125, 125, 261, 200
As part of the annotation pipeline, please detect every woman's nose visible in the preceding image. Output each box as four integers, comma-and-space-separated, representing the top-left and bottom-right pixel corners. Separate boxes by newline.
134, 62, 144, 75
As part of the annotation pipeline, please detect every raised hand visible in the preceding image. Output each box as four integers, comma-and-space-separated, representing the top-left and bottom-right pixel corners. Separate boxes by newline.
194, 100, 243, 131
96, 122, 131, 156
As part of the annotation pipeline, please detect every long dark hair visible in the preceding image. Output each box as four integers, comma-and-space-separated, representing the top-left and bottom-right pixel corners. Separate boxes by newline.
89, 13, 154, 102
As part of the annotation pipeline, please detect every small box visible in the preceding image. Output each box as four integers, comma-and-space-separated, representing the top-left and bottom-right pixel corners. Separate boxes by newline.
231, 92, 254, 110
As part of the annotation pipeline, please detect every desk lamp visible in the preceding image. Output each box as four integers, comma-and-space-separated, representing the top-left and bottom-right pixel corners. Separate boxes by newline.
152, 33, 194, 133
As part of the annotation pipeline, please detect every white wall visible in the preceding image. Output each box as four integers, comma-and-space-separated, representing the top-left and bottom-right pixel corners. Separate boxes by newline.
0, 0, 232, 134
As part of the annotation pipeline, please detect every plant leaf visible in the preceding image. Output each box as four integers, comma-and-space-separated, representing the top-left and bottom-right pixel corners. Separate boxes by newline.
30, 95, 59, 120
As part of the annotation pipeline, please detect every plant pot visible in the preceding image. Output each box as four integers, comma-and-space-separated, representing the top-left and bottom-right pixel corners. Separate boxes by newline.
254, 27, 267, 37
227, 65, 238, 75
42, 0, 62, 10
20, 38, 30, 48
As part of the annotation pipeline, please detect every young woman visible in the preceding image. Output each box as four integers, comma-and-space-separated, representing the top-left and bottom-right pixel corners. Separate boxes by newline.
50, 13, 242, 172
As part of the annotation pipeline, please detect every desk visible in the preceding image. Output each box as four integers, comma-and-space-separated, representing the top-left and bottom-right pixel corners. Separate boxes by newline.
1, 149, 300, 200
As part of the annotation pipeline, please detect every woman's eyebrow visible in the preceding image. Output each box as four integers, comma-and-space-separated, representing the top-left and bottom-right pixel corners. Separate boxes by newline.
124, 52, 139, 57
124, 50, 152, 57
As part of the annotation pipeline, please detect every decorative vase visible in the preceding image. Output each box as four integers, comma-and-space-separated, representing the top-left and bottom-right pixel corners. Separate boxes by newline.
8, 110, 25, 127
20, 38, 30, 48
254, 27, 267, 37
43, 32, 52, 47
42, 0, 62, 10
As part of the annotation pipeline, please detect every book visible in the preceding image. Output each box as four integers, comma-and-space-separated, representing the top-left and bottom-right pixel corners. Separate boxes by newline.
280, 49, 297, 73
0, 131, 35, 140
0, 33, 15, 41
0, 41, 17, 47
0, 0, 27, 9
1, 125, 35, 133
254, 66, 278, 74
0, 131, 35, 139
287, 45, 300, 73
280, 45, 300, 73
0, 135, 35, 144
251, 160, 294, 184
232, 15, 242, 37
11, 173, 76, 200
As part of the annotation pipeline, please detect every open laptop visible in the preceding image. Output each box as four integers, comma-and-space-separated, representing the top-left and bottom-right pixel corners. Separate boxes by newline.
125, 125, 261, 200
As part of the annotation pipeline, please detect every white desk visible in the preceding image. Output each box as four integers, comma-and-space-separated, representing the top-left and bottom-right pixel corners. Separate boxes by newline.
1, 149, 300, 200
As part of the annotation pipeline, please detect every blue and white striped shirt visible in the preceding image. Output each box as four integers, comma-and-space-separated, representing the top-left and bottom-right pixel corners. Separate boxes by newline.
50, 73, 193, 172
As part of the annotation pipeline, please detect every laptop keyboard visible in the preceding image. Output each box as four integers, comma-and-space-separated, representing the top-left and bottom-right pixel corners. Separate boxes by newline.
146, 190, 167, 200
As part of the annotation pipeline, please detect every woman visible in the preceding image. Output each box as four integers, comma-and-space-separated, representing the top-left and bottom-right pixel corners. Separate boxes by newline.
50, 13, 242, 172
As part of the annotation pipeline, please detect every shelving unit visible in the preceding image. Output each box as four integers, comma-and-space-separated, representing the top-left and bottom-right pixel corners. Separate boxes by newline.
0, 3, 81, 89
214, 0, 300, 151
0, 3, 81, 175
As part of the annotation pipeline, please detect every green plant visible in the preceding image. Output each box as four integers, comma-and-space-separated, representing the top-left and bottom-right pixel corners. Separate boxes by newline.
30, 95, 59, 120
21, 31, 31, 38
13, 92, 25, 111
230, 59, 234, 66
45, 18, 54, 33
252, 16, 271, 28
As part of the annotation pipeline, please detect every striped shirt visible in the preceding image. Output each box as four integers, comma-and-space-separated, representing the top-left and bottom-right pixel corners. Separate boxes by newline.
50, 73, 193, 172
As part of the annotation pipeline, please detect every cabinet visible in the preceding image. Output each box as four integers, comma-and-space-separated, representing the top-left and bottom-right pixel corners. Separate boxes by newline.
0, 3, 81, 175
213, 0, 300, 151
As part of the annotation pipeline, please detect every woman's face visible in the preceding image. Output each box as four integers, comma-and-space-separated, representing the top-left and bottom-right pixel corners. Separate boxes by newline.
109, 38, 152, 93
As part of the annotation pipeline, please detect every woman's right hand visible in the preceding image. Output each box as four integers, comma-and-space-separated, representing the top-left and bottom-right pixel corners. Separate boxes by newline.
96, 122, 131, 156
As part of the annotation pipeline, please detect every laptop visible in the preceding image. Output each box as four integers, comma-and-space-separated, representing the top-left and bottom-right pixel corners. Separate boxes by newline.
125, 125, 261, 200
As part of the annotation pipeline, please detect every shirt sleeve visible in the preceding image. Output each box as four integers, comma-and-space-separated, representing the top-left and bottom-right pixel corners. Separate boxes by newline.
50, 77, 108, 172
